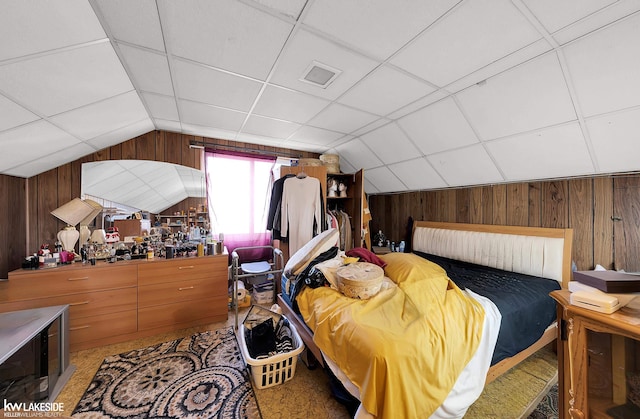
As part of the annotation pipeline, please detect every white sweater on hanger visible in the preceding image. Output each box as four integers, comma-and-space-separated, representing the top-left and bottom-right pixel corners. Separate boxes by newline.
281, 176, 322, 257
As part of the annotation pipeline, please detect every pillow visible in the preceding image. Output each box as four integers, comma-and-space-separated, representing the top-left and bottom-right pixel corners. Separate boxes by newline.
284, 228, 339, 276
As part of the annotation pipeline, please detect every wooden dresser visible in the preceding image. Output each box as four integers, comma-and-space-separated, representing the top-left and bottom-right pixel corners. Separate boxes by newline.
0, 254, 228, 352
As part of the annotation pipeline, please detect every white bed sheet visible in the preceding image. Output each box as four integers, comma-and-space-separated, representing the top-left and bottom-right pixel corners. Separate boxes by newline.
322, 289, 502, 419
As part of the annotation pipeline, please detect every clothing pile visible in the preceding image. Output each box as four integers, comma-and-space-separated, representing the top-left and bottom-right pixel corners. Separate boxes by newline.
245, 316, 295, 359
326, 209, 352, 251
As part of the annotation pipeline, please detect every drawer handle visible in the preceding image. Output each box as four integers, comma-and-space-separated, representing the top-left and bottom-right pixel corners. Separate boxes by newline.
178, 286, 195, 291
70, 325, 90, 331
178, 266, 195, 270
69, 301, 90, 306
67, 276, 90, 281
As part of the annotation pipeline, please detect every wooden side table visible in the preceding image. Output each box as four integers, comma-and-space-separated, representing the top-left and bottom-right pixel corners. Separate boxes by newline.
551, 289, 640, 419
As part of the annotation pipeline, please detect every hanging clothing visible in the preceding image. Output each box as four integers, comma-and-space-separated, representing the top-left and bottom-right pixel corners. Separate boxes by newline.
266, 174, 295, 240
281, 176, 322, 256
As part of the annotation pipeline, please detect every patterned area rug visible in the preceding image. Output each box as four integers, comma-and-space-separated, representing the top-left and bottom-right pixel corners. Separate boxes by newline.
528, 383, 558, 419
72, 327, 261, 419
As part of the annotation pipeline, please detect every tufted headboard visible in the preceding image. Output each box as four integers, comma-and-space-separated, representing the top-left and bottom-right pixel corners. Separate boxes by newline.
412, 221, 573, 288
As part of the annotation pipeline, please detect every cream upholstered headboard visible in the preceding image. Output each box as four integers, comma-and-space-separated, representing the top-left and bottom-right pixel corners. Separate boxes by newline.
412, 222, 573, 288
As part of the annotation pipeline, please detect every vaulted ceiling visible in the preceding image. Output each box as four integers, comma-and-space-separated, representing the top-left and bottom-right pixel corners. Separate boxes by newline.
1, 0, 639, 194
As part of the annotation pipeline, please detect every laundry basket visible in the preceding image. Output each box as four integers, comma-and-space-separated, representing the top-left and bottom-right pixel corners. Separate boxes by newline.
239, 310, 304, 389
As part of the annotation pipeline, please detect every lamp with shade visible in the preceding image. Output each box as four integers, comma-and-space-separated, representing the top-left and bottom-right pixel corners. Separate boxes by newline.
51, 198, 101, 253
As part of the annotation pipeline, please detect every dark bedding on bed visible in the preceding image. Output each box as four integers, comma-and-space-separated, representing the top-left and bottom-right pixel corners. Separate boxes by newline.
413, 251, 561, 365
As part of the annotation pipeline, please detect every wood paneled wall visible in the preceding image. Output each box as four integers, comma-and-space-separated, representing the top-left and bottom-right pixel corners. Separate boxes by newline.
369, 176, 621, 271
0, 130, 318, 278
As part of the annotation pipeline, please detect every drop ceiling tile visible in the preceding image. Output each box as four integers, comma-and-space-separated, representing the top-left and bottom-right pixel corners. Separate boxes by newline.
587, 107, 640, 173
280, 140, 325, 153
360, 123, 421, 164
179, 100, 247, 132
486, 123, 594, 182
249, 0, 307, 20
388, 158, 447, 190
118, 44, 173, 96
0, 42, 133, 117
339, 158, 356, 175
365, 166, 407, 193
398, 97, 478, 155
307, 103, 380, 134
0, 120, 81, 174
0, 0, 105, 61
253, 85, 330, 123
390, 0, 541, 86
236, 132, 287, 147
181, 124, 237, 142
335, 138, 383, 170
94, 0, 164, 51
160, 0, 292, 80
522, 0, 617, 34
0, 95, 39, 133
86, 118, 155, 151
143, 93, 179, 121
269, 29, 379, 100
364, 178, 380, 194
173, 59, 263, 112
563, 13, 640, 117
5, 142, 96, 178
349, 119, 392, 138
427, 144, 503, 187
287, 125, 344, 145
242, 115, 301, 139
154, 119, 181, 133
50, 91, 148, 140
302, 0, 457, 60
387, 90, 450, 120
456, 53, 576, 140
338, 65, 436, 116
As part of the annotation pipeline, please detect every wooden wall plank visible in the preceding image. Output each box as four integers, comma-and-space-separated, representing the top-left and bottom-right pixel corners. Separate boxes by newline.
492, 184, 507, 225
136, 131, 157, 161
165, 132, 182, 165
469, 187, 483, 224
593, 177, 614, 269
542, 181, 568, 228
506, 183, 528, 226
121, 138, 136, 159
37, 170, 59, 245
528, 182, 542, 227
569, 178, 593, 270
456, 189, 470, 223
481, 186, 493, 224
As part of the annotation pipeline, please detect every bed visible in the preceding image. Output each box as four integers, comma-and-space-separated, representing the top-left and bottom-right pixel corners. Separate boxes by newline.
277, 221, 573, 418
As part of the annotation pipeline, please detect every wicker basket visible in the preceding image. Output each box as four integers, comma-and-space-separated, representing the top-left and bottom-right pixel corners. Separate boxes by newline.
319, 154, 340, 174
336, 262, 384, 299
297, 158, 323, 167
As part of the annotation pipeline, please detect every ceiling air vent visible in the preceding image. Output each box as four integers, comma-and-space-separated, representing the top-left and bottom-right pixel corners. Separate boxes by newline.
300, 61, 341, 88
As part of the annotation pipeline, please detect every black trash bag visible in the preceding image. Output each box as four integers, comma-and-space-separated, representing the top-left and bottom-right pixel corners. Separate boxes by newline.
246, 317, 276, 358
305, 266, 329, 288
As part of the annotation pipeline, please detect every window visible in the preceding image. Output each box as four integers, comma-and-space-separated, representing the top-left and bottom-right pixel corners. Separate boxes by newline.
205, 152, 276, 257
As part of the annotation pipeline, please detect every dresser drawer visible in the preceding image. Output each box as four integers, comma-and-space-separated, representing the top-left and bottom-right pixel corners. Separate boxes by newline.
69, 309, 137, 347
4, 265, 137, 302
138, 256, 227, 286
138, 296, 227, 330
138, 277, 222, 308
0, 287, 136, 318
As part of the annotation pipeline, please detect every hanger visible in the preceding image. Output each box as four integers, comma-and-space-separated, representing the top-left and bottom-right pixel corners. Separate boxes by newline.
296, 169, 307, 179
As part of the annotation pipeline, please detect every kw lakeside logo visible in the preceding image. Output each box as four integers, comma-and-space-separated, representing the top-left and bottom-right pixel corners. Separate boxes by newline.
2, 400, 65, 417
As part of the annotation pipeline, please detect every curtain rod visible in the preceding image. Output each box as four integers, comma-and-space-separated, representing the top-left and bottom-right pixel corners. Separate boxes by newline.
189, 140, 303, 158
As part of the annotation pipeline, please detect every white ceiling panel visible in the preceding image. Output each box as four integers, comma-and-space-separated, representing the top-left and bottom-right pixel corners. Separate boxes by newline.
563, 13, 640, 117
398, 97, 478, 155
94, 0, 164, 51
0, 95, 39, 133
173, 59, 262, 112
360, 123, 421, 164
350, 119, 392, 138
0, 0, 105, 61
521, 0, 617, 34
252, 85, 330, 123
269, 29, 379, 100
387, 90, 450, 120
0, 41, 133, 117
390, 0, 541, 87
287, 126, 344, 145
6, 142, 96, 178
427, 144, 503, 187
236, 132, 287, 147
242, 115, 301, 139
338, 65, 436, 116
118, 44, 174, 96
335, 138, 383, 170
587, 107, 640, 173
86, 118, 155, 151
364, 178, 380, 194
365, 166, 406, 193
388, 158, 447, 190
249, 0, 307, 20
160, 0, 292, 80
302, 0, 458, 60
143, 93, 179, 121
307, 103, 380, 134
0, 121, 81, 172
486, 123, 594, 182
339, 159, 356, 175
154, 119, 182, 133
457, 53, 576, 140
179, 100, 247, 132
50, 91, 148, 140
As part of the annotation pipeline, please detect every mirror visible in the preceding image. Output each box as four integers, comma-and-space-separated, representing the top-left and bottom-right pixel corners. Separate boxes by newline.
81, 160, 206, 214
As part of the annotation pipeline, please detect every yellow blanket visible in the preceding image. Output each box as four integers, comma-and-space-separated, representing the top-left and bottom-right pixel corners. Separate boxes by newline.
297, 253, 485, 418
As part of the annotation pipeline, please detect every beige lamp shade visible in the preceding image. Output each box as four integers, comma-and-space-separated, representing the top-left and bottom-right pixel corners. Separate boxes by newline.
51, 198, 96, 226
79, 199, 103, 226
